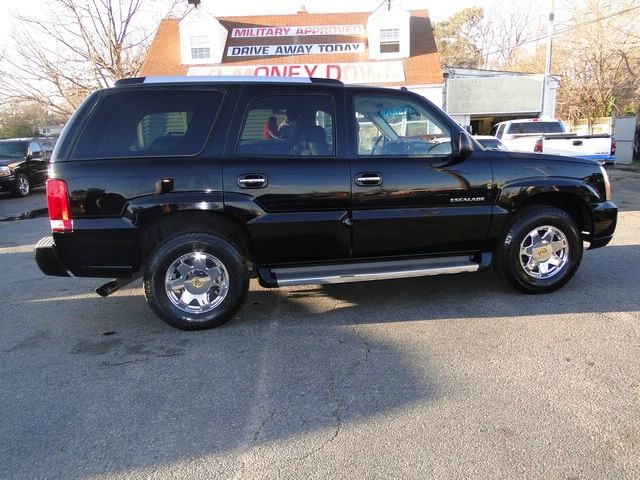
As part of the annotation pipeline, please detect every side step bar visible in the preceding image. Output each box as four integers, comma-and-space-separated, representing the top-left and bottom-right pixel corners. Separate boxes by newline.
264, 254, 490, 288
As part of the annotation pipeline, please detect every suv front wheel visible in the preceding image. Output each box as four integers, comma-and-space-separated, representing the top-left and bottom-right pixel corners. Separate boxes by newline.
143, 233, 249, 330
13, 174, 31, 197
495, 206, 583, 293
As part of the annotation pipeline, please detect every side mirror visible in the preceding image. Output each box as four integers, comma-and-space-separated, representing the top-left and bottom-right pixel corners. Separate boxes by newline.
457, 131, 474, 160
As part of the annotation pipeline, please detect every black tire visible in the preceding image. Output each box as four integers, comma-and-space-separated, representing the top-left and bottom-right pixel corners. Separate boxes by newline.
494, 206, 583, 294
143, 232, 249, 330
12, 174, 31, 197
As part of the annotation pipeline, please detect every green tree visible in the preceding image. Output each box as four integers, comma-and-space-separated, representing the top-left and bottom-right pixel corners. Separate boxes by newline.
0, 101, 63, 139
0, 122, 39, 140
434, 7, 485, 68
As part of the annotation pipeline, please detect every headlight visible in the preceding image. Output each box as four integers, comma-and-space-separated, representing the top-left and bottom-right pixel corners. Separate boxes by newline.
0, 166, 11, 177
599, 166, 611, 201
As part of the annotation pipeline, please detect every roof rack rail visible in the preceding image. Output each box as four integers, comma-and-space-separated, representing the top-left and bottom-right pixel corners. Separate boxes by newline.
114, 76, 345, 86
114, 77, 145, 86
309, 77, 344, 85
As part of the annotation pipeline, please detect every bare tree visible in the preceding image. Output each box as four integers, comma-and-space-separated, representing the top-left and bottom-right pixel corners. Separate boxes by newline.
485, 1, 545, 70
0, 0, 182, 117
434, 1, 545, 71
553, 0, 640, 121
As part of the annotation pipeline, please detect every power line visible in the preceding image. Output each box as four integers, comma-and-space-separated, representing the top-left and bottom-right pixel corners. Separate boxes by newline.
483, 4, 640, 59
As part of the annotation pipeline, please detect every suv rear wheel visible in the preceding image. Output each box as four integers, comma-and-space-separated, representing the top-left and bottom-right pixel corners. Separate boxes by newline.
143, 232, 249, 330
495, 206, 583, 293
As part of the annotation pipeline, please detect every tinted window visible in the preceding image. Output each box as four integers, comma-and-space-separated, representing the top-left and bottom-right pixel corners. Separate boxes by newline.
237, 94, 335, 157
72, 89, 223, 160
354, 94, 452, 157
28, 142, 43, 155
509, 122, 563, 134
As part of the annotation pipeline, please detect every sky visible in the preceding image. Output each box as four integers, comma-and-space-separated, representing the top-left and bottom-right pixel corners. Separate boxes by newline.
0, 0, 494, 51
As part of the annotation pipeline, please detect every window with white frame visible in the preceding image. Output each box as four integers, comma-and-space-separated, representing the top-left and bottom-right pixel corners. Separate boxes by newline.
190, 35, 211, 60
380, 28, 400, 53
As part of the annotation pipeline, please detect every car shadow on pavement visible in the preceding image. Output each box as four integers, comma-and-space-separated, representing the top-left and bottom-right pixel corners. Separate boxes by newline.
1, 243, 637, 477
2, 277, 441, 478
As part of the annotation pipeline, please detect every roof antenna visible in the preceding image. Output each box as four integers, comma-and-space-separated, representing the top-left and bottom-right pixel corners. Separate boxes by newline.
187, 0, 201, 8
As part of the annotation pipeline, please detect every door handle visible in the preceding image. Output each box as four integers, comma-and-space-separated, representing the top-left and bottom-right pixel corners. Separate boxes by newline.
238, 174, 267, 188
355, 173, 382, 186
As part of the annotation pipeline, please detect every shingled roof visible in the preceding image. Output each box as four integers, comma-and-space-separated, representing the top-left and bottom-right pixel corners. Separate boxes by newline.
139, 10, 442, 86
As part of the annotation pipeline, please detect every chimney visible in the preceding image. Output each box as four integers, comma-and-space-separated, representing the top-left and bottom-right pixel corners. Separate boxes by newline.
298, 5, 308, 14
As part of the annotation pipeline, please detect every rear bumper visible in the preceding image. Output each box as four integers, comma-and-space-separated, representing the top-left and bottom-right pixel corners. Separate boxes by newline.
586, 201, 617, 249
34, 236, 70, 277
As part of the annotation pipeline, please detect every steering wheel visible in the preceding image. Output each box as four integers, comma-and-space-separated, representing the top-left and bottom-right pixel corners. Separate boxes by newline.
371, 135, 385, 155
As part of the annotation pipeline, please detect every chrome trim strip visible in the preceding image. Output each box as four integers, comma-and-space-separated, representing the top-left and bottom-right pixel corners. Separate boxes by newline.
274, 262, 479, 287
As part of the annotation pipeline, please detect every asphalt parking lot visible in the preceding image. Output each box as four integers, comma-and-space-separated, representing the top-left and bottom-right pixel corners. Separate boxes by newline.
1, 167, 639, 479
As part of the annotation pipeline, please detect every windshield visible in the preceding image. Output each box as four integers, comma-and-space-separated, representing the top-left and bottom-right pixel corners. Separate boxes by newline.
478, 139, 506, 150
509, 122, 564, 134
0, 142, 27, 157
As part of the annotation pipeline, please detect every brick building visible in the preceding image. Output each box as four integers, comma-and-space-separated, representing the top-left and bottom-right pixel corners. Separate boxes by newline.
139, 1, 444, 107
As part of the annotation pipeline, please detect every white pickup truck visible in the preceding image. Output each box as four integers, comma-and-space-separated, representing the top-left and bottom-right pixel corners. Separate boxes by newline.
491, 119, 616, 165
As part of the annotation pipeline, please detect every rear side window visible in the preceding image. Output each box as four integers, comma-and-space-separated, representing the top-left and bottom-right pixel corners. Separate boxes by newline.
508, 121, 563, 135
72, 89, 223, 160
237, 94, 335, 157
354, 94, 452, 157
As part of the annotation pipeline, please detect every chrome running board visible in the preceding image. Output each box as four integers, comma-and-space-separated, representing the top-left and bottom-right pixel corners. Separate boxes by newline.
270, 255, 481, 287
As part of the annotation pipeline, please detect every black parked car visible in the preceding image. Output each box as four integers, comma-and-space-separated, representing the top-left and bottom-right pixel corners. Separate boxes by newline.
34, 77, 617, 330
0, 138, 54, 196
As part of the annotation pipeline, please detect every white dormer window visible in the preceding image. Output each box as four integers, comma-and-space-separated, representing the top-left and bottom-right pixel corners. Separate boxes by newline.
190, 35, 211, 60
367, 1, 410, 60
179, 7, 228, 65
380, 28, 400, 53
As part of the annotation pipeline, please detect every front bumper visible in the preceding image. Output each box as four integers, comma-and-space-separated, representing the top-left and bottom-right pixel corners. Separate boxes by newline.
0, 175, 17, 192
586, 201, 617, 249
34, 236, 70, 277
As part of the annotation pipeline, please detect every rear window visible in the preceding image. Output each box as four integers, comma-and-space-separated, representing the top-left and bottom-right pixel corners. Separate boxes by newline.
508, 122, 564, 135
72, 89, 223, 160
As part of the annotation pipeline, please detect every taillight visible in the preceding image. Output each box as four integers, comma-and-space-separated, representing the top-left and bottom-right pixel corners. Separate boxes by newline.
610, 137, 616, 156
46, 179, 73, 232
534, 138, 543, 153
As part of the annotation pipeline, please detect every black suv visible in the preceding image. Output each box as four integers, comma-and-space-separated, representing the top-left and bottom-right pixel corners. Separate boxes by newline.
34, 77, 617, 330
0, 138, 54, 196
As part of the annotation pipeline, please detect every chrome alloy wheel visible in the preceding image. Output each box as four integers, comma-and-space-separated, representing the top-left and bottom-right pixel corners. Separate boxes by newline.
164, 252, 229, 314
17, 175, 30, 195
519, 225, 569, 279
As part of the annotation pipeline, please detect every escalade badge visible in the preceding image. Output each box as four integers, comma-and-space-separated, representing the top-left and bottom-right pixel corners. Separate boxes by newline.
450, 197, 486, 203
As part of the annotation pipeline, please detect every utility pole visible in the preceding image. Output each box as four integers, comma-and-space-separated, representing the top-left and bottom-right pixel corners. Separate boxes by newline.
545, 0, 555, 77
541, 0, 555, 119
